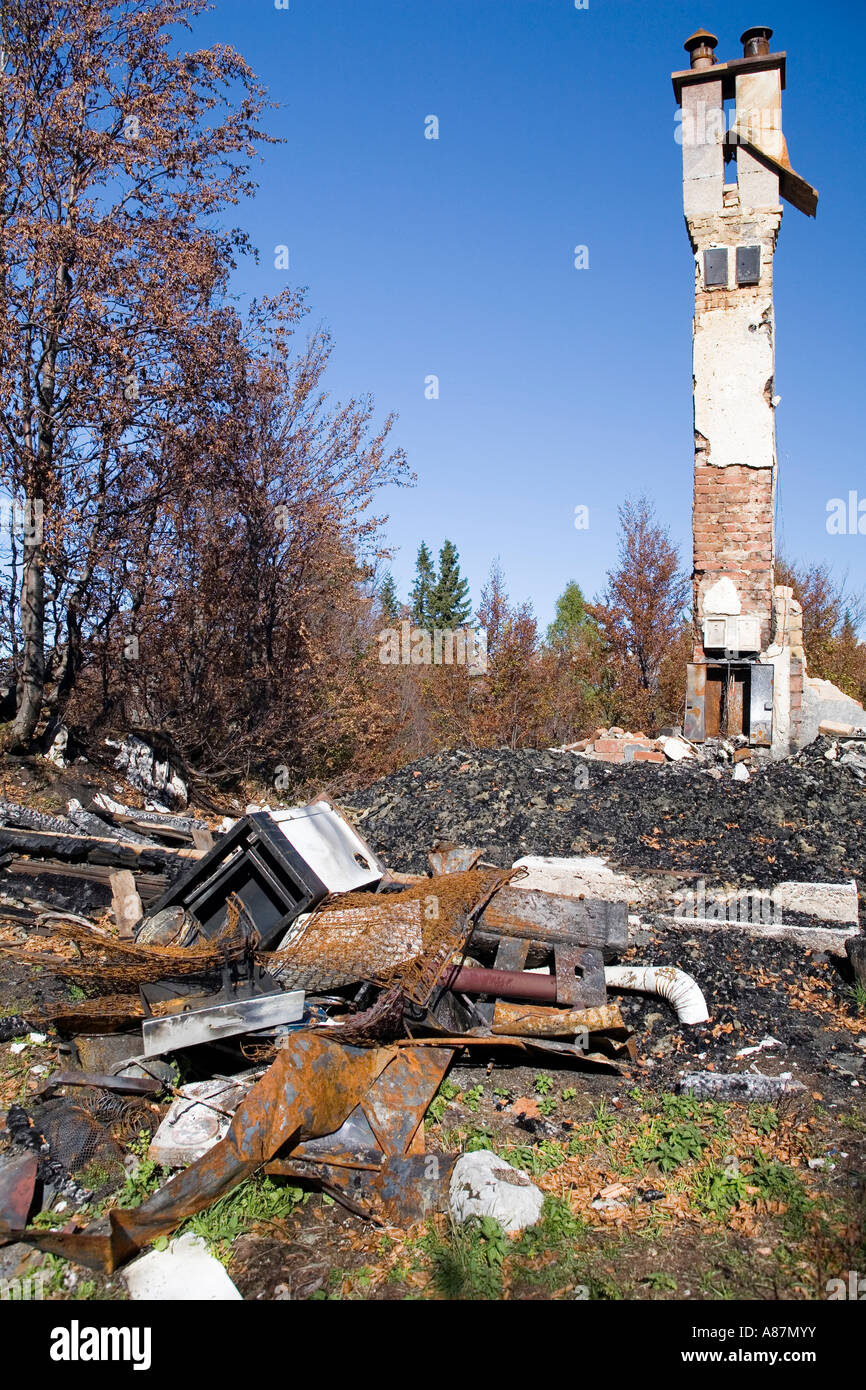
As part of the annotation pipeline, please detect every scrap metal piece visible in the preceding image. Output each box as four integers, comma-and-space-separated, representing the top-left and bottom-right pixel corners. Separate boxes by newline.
0, 1153, 38, 1231
141, 990, 305, 1056
428, 844, 482, 876
40, 1072, 162, 1098
357, 1046, 453, 1157
491, 1000, 628, 1039
267, 1153, 457, 1226
10, 1033, 401, 1272
553, 945, 607, 1007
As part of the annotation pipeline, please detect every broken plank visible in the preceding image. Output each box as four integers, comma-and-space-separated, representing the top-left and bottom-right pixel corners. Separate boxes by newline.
110, 869, 143, 940
0, 827, 200, 877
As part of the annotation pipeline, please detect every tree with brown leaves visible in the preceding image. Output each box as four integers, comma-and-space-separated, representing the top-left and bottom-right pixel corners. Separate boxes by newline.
591, 496, 690, 731
0, 0, 274, 746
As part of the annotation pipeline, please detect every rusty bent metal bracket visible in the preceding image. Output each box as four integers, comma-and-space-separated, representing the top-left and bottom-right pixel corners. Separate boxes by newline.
5, 1033, 453, 1271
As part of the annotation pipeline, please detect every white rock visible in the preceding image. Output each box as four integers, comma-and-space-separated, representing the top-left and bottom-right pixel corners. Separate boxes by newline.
658, 736, 694, 762
46, 727, 68, 767
732, 763, 750, 781
449, 1150, 543, 1233
123, 1233, 242, 1301
110, 733, 187, 811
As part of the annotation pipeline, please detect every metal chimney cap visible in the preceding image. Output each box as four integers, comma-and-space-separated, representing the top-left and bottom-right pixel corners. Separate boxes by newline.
740, 26, 773, 57
684, 28, 719, 70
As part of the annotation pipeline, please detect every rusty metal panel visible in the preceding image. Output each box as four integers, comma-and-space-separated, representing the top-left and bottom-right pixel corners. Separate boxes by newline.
553, 945, 606, 1007
0, 1153, 38, 1232
11, 1033, 400, 1272
749, 662, 774, 747
684, 664, 707, 742
358, 1047, 454, 1157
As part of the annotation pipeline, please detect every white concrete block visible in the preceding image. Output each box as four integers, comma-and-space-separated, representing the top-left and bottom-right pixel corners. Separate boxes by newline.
511, 855, 647, 904
771, 880, 859, 926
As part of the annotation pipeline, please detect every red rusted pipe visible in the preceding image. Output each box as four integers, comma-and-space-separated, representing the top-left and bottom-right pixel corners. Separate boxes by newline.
446, 965, 557, 1002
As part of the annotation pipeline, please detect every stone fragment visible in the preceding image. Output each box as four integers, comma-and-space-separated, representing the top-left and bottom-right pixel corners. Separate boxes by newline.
449, 1150, 543, 1233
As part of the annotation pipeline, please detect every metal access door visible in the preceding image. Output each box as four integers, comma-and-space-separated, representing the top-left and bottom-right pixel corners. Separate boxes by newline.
685, 661, 774, 746
749, 663, 774, 747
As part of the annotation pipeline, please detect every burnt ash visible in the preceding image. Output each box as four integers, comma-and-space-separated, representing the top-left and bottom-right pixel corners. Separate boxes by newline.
350, 738, 866, 888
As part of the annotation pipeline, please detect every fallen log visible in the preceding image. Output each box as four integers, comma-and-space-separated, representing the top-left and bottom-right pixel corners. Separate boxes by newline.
0, 826, 201, 877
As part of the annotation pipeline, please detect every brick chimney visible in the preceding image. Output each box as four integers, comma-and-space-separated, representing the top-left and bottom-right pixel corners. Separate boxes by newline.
672, 28, 818, 753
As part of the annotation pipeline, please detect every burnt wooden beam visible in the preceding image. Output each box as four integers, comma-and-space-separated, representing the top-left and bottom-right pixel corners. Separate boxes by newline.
476, 887, 628, 958
0, 826, 200, 878
2, 858, 168, 903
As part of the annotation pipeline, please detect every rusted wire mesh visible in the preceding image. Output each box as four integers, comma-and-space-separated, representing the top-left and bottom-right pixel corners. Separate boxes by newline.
0, 898, 250, 992
261, 867, 512, 1005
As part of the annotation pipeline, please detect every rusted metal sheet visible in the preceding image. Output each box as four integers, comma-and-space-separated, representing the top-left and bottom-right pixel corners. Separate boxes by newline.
428, 844, 482, 875
0, 1153, 38, 1232
11, 1033, 401, 1272
289, 1046, 454, 1165
267, 1153, 457, 1226
491, 1000, 627, 1038
358, 1047, 453, 1157
684, 663, 707, 742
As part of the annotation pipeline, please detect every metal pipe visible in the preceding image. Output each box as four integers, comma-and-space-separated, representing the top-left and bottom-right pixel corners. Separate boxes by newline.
448, 965, 556, 1002
741, 27, 773, 59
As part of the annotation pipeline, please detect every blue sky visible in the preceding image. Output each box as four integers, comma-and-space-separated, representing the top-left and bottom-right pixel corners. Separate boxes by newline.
191, 0, 865, 629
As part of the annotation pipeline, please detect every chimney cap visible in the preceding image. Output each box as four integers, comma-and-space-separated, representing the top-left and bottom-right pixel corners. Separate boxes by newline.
684, 28, 719, 70
741, 26, 773, 57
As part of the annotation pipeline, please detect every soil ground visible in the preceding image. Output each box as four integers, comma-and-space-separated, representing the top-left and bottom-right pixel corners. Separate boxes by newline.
0, 746, 864, 1301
